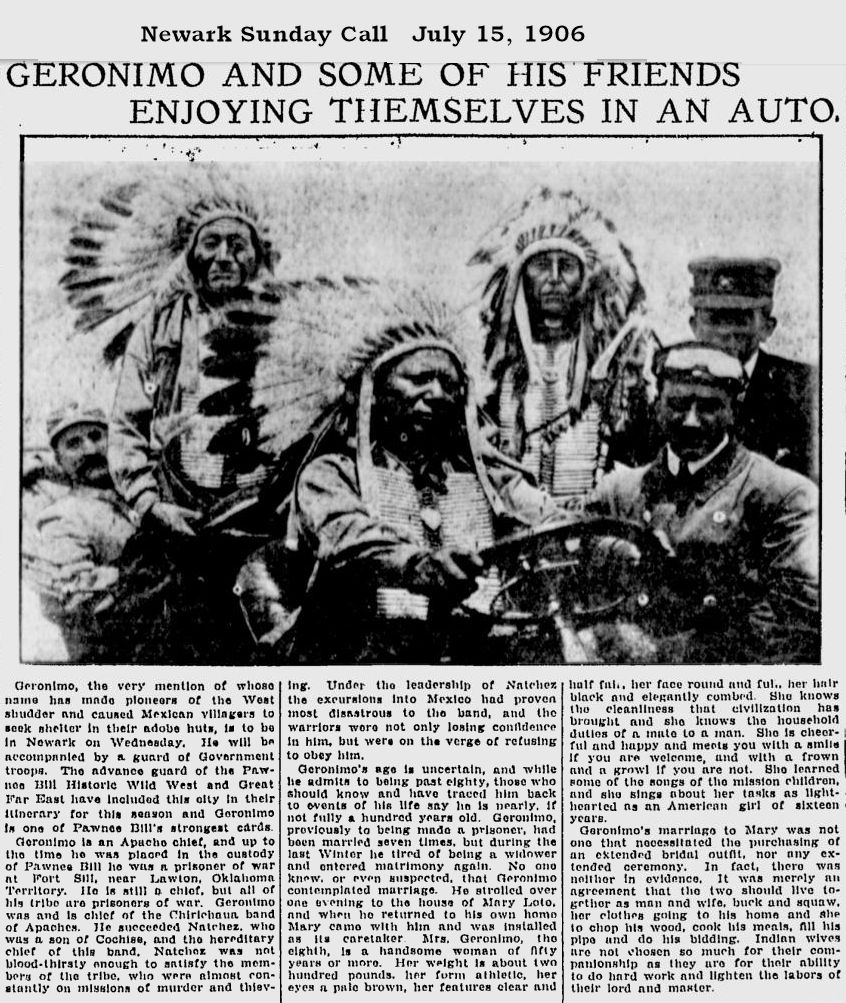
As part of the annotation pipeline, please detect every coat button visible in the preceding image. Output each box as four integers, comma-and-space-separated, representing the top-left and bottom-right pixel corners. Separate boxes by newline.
712, 511, 726, 524
643, 510, 652, 524
702, 594, 718, 608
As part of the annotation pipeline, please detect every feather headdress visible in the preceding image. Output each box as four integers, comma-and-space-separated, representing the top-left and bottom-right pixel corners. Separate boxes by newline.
468, 187, 646, 378
247, 279, 471, 462
61, 167, 277, 364
245, 278, 502, 519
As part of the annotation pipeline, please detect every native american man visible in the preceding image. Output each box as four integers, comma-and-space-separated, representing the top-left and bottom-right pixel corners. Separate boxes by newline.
235, 289, 560, 664
61, 171, 285, 660
470, 188, 656, 499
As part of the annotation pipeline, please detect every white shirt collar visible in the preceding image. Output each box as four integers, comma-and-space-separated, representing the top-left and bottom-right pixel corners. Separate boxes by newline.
666, 435, 730, 477
744, 350, 759, 379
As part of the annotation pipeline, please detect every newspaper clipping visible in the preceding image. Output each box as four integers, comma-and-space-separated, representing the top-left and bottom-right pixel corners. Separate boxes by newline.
2, 3, 842, 1001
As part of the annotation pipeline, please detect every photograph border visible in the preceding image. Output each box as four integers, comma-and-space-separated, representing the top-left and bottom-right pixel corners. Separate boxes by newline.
18, 132, 824, 667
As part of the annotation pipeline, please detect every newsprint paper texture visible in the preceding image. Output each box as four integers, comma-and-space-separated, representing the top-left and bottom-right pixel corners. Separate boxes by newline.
1, 1, 844, 1000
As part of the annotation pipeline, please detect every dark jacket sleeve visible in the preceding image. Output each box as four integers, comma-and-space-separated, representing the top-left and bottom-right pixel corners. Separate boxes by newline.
749, 475, 819, 658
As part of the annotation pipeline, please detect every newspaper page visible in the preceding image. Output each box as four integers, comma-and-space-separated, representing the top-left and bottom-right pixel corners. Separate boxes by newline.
2, 1, 842, 1001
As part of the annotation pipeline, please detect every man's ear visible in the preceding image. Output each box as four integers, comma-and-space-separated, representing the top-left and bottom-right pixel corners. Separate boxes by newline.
754, 309, 778, 346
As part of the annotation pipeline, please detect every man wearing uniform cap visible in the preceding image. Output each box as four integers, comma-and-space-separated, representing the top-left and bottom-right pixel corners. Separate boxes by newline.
26, 404, 138, 661
588, 343, 819, 663
688, 257, 818, 481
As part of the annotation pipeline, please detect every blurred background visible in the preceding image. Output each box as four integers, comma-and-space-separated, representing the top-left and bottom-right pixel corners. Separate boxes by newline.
23, 158, 818, 448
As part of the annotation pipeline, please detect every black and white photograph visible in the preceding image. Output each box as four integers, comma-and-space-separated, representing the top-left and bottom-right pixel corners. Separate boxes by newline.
20, 138, 821, 665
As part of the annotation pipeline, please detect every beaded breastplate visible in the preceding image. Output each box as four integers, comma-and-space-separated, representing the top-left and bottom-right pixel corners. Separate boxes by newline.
371, 466, 500, 620
499, 341, 603, 499
177, 387, 271, 493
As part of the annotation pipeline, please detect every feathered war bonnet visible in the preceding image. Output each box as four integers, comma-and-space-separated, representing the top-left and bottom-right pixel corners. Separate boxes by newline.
60, 166, 278, 364
468, 187, 646, 408
247, 280, 504, 514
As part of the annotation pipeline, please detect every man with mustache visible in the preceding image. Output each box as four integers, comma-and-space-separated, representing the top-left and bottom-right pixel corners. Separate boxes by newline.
31, 404, 138, 661
588, 343, 819, 663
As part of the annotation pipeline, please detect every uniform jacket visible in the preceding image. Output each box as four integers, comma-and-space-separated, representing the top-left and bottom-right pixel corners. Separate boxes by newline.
740, 349, 818, 481
590, 441, 819, 663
